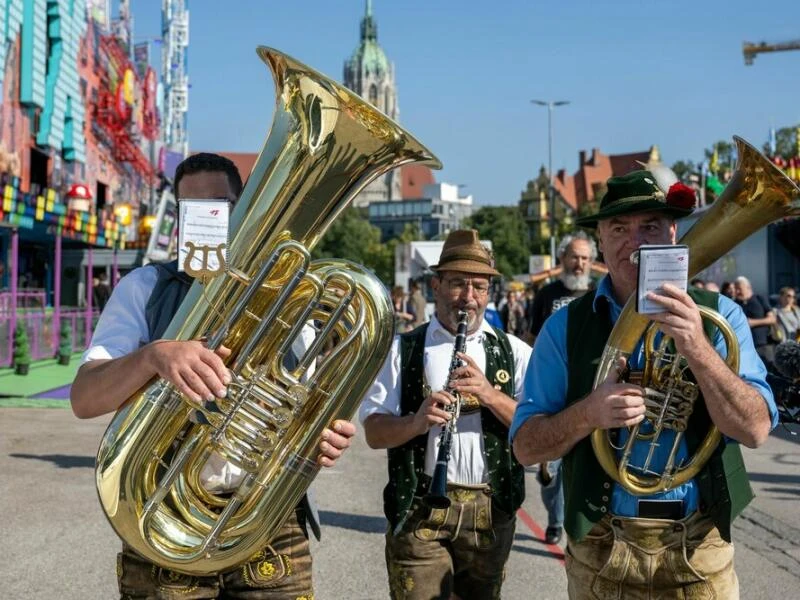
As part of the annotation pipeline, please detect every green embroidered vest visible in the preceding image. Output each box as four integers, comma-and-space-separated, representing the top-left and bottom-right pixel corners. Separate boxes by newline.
383, 323, 525, 530
562, 288, 754, 542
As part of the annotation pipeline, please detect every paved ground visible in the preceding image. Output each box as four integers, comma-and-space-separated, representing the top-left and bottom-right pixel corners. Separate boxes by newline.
1, 404, 799, 600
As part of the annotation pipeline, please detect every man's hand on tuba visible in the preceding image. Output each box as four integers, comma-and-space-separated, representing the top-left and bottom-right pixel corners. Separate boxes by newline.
318, 420, 357, 468
144, 339, 232, 404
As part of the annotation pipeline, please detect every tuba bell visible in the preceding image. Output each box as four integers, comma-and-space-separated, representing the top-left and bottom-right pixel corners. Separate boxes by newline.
95, 47, 441, 574
591, 136, 800, 495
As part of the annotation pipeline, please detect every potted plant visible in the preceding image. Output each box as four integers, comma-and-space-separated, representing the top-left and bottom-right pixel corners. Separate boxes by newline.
13, 325, 31, 376
58, 320, 72, 366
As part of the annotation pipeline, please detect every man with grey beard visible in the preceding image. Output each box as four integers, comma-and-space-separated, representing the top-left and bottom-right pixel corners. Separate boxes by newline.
528, 230, 597, 544
529, 231, 597, 343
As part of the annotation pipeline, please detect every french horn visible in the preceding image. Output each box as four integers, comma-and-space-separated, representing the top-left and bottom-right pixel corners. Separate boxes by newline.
591, 136, 800, 495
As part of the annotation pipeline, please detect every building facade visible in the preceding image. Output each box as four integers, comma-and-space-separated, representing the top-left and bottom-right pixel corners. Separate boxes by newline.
518, 146, 661, 250
0, 0, 160, 367
369, 181, 473, 241
518, 166, 575, 253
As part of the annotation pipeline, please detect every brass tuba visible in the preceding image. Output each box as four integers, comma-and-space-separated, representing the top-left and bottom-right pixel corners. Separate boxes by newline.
95, 47, 441, 574
591, 136, 800, 495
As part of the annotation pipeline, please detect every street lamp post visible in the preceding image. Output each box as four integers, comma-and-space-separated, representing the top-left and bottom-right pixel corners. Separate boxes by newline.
531, 99, 570, 268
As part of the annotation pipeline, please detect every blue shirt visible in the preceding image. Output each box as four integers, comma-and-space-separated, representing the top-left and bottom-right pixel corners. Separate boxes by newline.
510, 275, 777, 517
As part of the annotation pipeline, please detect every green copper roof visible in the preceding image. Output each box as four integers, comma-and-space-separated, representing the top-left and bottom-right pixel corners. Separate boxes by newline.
350, 40, 389, 75
349, 0, 389, 75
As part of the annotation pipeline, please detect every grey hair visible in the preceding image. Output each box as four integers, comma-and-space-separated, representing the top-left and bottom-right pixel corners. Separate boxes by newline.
734, 276, 751, 287
558, 230, 598, 262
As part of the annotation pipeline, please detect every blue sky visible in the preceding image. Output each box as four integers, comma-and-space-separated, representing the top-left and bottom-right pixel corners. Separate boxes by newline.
129, 0, 800, 206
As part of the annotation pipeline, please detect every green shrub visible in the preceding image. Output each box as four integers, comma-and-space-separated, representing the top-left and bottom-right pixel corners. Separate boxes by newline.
58, 320, 72, 357
13, 325, 31, 367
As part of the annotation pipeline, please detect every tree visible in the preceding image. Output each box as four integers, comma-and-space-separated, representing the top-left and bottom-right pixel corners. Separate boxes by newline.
13, 325, 31, 375
671, 160, 697, 183
312, 207, 394, 285
704, 140, 735, 174
762, 126, 797, 160
463, 206, 529, 277
58, 320, 72, 365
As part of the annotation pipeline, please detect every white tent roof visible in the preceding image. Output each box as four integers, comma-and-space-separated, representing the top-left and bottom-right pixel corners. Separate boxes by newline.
410, 240, 494, 273
412, 243, 444, 271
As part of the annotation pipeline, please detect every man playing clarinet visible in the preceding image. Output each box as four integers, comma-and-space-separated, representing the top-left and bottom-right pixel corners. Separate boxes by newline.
359, 229, 532, 600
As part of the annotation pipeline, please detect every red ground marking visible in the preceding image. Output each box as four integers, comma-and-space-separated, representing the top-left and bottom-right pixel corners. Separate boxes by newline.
516, 507, 565, 565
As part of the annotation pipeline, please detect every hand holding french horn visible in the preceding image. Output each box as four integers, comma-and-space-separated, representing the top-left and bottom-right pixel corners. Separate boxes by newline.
581, 356, 646, 430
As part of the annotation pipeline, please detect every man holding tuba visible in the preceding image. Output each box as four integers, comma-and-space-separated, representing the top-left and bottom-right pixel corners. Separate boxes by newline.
359, 230, 532, 600
511, 170, 778, 599
71, 153, 355, 599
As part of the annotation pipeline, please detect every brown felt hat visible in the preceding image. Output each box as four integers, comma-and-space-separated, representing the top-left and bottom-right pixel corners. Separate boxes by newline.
431, 229, 501, 276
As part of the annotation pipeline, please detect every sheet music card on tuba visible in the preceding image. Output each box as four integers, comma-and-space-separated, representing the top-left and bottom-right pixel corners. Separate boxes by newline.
178, 199, 230, 275
635, 245, 689, 314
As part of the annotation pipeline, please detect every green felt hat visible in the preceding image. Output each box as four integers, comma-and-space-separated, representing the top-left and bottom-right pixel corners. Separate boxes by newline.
575, 170, 695, 229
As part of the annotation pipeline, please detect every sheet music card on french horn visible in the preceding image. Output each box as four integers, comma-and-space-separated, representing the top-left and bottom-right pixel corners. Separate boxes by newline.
178, 199, 230, 275
635, 245, 689, 314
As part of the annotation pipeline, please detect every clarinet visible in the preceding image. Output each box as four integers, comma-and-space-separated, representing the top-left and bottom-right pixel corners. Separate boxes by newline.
423, 310, 469, 509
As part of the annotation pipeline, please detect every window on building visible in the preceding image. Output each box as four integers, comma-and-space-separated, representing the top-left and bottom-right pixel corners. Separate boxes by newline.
96, 181, 108, 213
369, 84, 378, 106
30, 148, 49, 193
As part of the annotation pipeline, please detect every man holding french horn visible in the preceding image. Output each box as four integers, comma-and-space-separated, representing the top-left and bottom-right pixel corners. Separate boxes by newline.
359, 229, 532, 600
511, 170, 778, 599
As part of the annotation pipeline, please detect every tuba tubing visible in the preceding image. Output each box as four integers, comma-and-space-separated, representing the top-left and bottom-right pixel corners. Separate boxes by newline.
590, 136, 800, 495
95, 47, 441, 574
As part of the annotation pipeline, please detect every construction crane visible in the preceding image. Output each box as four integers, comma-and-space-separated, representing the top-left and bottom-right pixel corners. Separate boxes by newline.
743, 39, 800, 65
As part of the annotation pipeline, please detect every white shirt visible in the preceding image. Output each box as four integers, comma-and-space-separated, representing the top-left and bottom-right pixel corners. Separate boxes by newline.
359, 315, 531, 485
83, 265, 317, 491
82, 266, 158, 363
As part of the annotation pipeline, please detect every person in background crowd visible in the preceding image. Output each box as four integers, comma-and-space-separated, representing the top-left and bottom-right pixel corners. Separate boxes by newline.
528, 231, 597, 345
775, 286, 800, 342
391, 285, 416, 333
408, 278, 428, 328
512, 171, 775, 599
734, 275, 777, 368
92, 272, 111, 311
690, 277, 705, 289
360, 229, 531, 600
720, 281, 734, 299
705, 281, 720, 293
527, 229, 597, 545
523, 285, 536, 341
501, 288, 526, 337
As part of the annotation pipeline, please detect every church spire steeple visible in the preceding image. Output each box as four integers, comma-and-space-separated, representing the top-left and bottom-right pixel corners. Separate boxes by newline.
361, 0, 377, 42
344, 0, 402, 206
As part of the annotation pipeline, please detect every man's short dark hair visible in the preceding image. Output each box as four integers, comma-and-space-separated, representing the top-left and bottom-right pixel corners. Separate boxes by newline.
174, 153, 243, 199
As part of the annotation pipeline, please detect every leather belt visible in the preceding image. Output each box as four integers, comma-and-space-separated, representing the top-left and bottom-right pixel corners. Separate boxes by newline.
637, 499, 684, 520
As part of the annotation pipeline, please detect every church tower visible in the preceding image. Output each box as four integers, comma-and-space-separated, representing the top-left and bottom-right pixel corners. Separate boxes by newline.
344, 0, 402, 206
